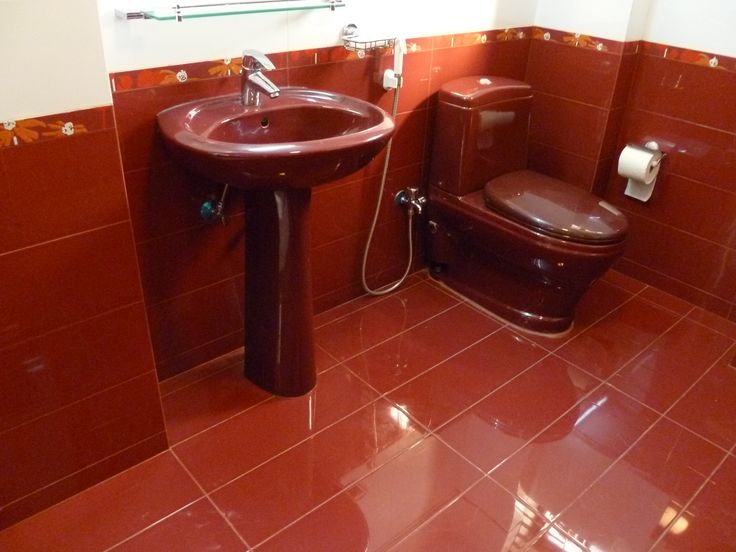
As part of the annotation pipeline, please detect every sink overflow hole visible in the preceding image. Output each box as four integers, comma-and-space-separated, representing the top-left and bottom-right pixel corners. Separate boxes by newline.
260, 117, 269, 128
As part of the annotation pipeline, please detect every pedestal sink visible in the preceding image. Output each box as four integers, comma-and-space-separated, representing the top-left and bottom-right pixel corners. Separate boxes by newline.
157, 88, 394, 396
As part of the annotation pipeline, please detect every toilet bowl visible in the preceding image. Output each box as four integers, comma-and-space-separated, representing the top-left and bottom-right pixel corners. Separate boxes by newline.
427, 76, 628, 334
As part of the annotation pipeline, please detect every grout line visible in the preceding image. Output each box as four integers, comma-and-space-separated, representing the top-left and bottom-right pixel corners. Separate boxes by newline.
248, 404, 447, 549
203, 391, 383, 496
541, 284, 686, 386
344, 324, 505, 400
0, 220, 131, 260
647, 443, 735, 552
159, 355, 244, 398
521, 338, 736, 550
313, 271, 427, 330
170, 393, 276, 447
101, 497, 205, 551
0, 300, 147, 355
170, 449, 253, 550
1, 442, 171, 527
0, 369, 161, 437
685, 311, 736, 341
322, 299, 464, 367
134, 211, 246, 248
146, 273, 244, 309
620, 257, 736, 313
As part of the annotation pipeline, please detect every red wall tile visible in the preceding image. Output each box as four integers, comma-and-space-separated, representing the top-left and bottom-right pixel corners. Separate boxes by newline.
630, 55, 736, 132
526, 39, 622, 108
0, 222, 144, 347
146, 277, 243, 364
0, 109, 166, 527
0, 303, 154, 433
0, 130, 129, 254
0, 433, 168, 530
137, 213, 245, 305
125, 162, 245, 243
527, 142, 598, 190
617, 108, 736, 194
530, 92, 609, 159
607, 51, 736, 316
622, 212, 736, 301
0, 372, 164, 507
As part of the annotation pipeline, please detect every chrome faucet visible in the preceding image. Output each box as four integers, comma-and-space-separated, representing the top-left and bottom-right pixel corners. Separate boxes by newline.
395, 187, 427, 216
241, 50, 280, 106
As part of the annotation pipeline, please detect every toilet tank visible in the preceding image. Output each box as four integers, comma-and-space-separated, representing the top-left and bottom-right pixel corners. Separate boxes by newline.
429, 76, 532, 196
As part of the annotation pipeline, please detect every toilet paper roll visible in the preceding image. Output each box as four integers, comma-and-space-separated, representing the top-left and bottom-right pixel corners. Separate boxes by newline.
618, 144, 664, 202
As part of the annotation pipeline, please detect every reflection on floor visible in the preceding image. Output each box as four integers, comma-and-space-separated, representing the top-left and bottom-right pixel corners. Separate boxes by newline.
2, 270, 736, 551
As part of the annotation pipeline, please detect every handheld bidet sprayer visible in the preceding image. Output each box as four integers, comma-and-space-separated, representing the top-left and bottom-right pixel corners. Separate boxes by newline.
383, 37, 407, 90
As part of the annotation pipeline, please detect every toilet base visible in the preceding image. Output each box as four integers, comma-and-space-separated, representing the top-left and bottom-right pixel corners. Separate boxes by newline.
427, 218, 608, 334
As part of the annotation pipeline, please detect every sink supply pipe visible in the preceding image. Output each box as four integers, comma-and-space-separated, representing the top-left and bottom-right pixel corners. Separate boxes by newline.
361, 38, 423, 296
199, 183, 230, 223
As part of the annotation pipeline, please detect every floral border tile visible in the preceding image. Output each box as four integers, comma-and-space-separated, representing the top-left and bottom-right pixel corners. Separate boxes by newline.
0, 106, 113, 149
640, 41, 736, 72
432, 27, 532, 49
531, 26, 627, 54
109, 27, 532, 93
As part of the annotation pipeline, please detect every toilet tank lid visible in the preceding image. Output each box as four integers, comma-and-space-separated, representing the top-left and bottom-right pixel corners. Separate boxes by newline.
484, 170, 629, 244
439, 76, 532, 108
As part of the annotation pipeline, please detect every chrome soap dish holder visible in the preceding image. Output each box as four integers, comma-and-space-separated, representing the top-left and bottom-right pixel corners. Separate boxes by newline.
342, 24, 395, 57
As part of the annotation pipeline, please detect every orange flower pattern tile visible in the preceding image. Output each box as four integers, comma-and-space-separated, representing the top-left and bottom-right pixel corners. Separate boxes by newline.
0, 107, 111, 149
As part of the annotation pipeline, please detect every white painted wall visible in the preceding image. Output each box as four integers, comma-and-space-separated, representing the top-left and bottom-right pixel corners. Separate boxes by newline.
644, 0, 736, 57
4, 0, 735, 121
0, 0, 112, 120
534, 0, 635, 42
533, 0, 736, 56
98, 0, 541, 72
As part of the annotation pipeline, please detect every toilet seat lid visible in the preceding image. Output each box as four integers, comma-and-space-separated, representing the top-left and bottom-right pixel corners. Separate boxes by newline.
483, 170, 628, 244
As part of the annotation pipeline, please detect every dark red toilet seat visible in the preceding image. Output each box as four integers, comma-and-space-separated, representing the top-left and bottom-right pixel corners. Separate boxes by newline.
484, 170, 628, 245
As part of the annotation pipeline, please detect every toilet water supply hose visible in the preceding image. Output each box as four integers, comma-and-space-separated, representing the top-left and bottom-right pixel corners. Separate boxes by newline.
360, 45, 415, 296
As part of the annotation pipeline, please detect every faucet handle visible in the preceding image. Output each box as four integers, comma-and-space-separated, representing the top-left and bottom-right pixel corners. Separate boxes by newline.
242, 49, 276, 71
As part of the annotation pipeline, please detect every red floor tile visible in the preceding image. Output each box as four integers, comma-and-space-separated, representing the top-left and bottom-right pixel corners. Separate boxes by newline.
162, 362, 271, 444
0, 452, 201, 552
344, 304, 501, 394
6, 271, 736, 550
392, 478, 549, 551
667, 345, 736, 449
653, 456, 736, 551
639, 286, 695, 316
388, 328, 548, 429
438, 356, 600, 472
211, 399, 425, 545
601, 268, 648, 294
527, 278, 633, 350
610, 319, 733, 413
257, 437, 481, 552
687, 307, 736, 340
110, 498, 245, 551
159, 349, 244, 397
313, 273, 426, 328
490, 385, 659, 518
553, 418, 724, 552
314, 344, 339, 374
556, 297, 681, 379
173, 365, 378, 491
314, 281, 459, 361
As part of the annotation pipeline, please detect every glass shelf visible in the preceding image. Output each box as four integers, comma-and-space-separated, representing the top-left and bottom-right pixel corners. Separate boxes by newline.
116, 0, 344, 21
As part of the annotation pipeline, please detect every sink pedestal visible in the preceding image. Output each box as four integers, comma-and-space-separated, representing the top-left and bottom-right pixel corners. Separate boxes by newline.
244, 188, 316, 396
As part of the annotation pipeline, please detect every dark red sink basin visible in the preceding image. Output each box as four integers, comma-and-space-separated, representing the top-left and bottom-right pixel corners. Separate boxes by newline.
157, 87, 394, 189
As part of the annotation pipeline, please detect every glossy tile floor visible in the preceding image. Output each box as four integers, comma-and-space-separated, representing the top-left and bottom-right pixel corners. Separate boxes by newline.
2, 270, 736, 551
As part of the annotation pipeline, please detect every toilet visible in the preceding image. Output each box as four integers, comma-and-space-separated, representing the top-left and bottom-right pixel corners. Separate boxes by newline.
427, 76, 628, 334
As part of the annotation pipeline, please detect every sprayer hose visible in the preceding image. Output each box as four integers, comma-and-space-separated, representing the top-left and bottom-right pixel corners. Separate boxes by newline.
360, 81, 415, 296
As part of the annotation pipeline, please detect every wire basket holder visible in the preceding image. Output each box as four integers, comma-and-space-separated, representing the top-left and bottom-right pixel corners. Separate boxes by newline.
342, 24, 395, 57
